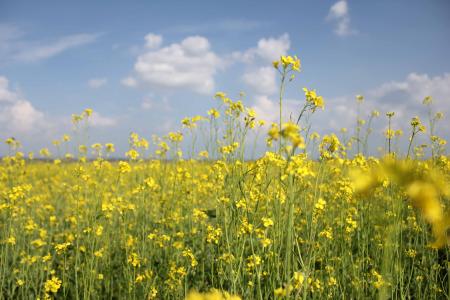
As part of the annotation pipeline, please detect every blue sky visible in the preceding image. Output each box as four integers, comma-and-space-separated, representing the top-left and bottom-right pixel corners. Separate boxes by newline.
1, 0, 449, 156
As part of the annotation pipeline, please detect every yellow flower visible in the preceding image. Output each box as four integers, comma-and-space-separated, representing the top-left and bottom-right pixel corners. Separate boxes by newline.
405, 249, 417, 258
246, 254, 262, 271
95, 225, 103, 236
135, 274, 145, 283
268, 123, 280, 141
182, 248, 198, 267
6, 236, 16, 245
279, 55, 301, 72
54, 242, 71, 254
293, 271, 305, 289
5, 137, 17, 146
105, 143, 115, 153
315, 198, 326, 211
128, 253, 141, 268
406, 181, 442, 224
410, 116, 421, 127
384, 129, 394, 139
371, 270, 384, 289
83, 108, 93, 117
168, 132, 183, 142
44, 276, 62, 294
199, 150, 209, 158
272, 60, 279, 69
303, 87, 324, 110
125, 149, 140, 160
214, 91, 226, 99
319, 227, 333, 240
207, 108, 220, 119
91, 143, 102, 151
186, 289, 241, 300
423, 96, 433, 104
118, 161, 132, 173
261, 217, 274, 228
206, 225, 222, 244
71, 114, 83, 124
39, 148, 51, 157
94, 249, 104, 258
319, 134, 341, 159
42, 253, 52, 262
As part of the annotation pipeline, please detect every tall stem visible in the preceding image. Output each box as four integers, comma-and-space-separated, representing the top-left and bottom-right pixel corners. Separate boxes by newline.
406, 130, 416, 159
295, 104, 308, 126
279, 71, 286, 154
356, 102, 361, 155
388, 117, 392, 155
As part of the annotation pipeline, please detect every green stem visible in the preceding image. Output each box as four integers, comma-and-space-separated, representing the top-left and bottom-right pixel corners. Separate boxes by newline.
279, 71, 287, 154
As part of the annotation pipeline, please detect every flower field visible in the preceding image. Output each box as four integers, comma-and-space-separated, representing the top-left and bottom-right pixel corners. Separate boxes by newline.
1, 56, 449, 299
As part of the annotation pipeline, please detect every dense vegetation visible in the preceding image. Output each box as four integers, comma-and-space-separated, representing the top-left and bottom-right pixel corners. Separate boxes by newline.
1, 55, 449, 299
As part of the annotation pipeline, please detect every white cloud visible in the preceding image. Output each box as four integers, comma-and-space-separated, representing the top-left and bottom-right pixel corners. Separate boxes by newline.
326, 1, 357, 37
127, 34, 223, 94
1, 75, 117, 140
252, 95, 302, 124
255, 33, 290, 62
252, 95, 277, 123
0, 25, 100, 64
6, 100, 44, 132
329, 0, 348, 18
321, 72, 450, 141
365, 73, 450, 131
144, 33, 162, 49
14, 33, 100, 62
0, 76, 46, 133
251, 72, 450, 151
368, 73, 450, 106
240, 34, 294, 121
242, 67, 277, 95
125, 33, 289, 98
88, 78, 107, 88
233, 33, 290, 63
89, 111, 117, 127
0, 76, 19, 103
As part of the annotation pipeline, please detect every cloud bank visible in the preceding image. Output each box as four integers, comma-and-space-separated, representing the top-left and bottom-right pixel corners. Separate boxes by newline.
0, 76, 46, 134
124, 34, 223, 94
